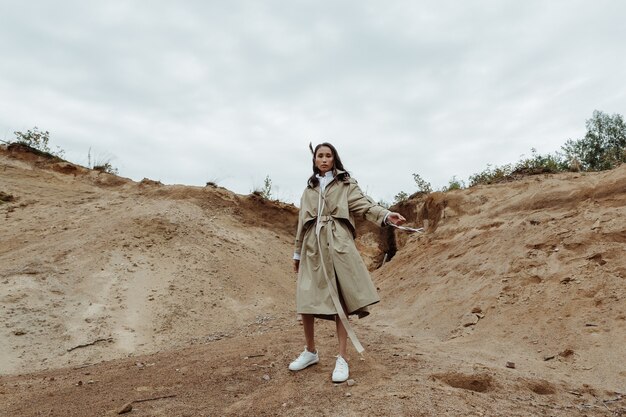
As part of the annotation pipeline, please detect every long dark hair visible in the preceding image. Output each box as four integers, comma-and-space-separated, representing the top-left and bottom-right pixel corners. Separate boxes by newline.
307, 142, 350, 188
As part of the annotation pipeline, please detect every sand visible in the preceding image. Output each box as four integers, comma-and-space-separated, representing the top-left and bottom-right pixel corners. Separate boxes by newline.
1, 144, 625, 416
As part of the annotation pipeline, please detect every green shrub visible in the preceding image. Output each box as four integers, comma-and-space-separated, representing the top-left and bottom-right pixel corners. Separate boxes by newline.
93, 162, 118, 175
513, 148, 567, 174
442, 175, 466, 191
463, 110, 625, 188
412, 173, 432, 193
469, 164, 514, 187
13, 127, 64, 157
393, 191, 408, 204
260, 175, 272, 199
14, 127, 50, 151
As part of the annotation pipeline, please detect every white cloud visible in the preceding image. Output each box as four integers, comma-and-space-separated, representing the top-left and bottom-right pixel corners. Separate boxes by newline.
1, 0, 625, 204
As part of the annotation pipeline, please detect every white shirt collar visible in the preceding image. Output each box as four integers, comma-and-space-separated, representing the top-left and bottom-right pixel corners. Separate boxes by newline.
316, 170, 334, 192
315, 171, 334, 180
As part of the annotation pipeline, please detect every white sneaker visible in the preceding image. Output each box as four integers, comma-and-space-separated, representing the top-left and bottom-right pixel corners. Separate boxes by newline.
289, 348, 319, 371
332, 355, 349, 382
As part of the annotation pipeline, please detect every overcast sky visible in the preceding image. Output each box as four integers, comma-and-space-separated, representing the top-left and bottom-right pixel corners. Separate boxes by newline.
1, 1, 625, 204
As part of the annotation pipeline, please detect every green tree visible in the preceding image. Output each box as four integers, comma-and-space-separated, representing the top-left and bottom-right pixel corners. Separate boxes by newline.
562, 110, 626, 170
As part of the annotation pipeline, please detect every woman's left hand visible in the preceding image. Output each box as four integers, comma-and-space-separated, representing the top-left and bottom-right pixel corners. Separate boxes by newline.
386, 212, 406, 225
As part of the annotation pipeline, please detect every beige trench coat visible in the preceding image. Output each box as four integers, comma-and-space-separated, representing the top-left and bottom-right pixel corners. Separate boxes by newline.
294, 171, 390, 320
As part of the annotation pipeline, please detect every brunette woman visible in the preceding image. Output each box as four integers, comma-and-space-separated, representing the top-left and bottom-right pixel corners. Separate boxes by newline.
289, 142, 405, 382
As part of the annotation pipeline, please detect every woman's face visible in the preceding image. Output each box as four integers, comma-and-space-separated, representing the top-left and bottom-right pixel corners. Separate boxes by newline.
315, 146, 334, 174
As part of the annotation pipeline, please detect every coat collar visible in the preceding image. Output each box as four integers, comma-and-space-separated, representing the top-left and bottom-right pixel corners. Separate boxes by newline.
316, 168, 347, 178
313, 168, 347, 194
315, 170, 334, 181
307, 169, 348, 193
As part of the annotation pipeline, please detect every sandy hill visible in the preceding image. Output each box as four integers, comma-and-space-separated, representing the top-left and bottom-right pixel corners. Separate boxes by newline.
1, 144, 625, 416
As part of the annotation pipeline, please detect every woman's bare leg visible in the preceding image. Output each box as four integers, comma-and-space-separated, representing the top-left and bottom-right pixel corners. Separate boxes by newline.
335, 315, 348, 358
302, 314, 316, 352
335, 291, 349, 358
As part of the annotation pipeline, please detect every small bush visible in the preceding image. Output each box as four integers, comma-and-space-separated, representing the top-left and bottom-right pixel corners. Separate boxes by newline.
13, 127, 64, 158
93, 162, 118, 175
469, 164, 514, 187
259, 175, 273, 199
205, 176, 221, 188
469, 148, 575, 187
14, 127, 50, 152
393, 191, 408, 204
442, 176, 466, 191
90, 151, 119, 175
412, 173, 432, 193
514, 148, 567, 174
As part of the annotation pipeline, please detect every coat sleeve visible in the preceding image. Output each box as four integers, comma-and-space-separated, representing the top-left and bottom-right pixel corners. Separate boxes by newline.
294, 192, 307, 257
346, 181, 390, 226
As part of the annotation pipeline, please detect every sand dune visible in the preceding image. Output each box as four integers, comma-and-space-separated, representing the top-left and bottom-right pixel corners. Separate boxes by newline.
1, 144, 624, 416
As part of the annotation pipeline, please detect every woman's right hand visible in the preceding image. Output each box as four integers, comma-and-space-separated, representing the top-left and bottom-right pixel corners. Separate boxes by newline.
386, 212, 406, 226
294, 260, 300, 274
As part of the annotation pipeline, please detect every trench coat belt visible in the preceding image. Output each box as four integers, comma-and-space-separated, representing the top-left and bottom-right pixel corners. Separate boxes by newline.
315, 214, 365, 353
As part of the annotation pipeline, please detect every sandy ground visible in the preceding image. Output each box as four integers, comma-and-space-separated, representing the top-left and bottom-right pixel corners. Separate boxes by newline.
1, 144, 625, 416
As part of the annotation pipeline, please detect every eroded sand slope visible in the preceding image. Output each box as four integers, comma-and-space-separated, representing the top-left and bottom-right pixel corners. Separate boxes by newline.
1, 145, 625, 416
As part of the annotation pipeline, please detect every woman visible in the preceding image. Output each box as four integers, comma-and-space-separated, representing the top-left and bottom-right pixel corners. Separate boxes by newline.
289, 142, 406, 382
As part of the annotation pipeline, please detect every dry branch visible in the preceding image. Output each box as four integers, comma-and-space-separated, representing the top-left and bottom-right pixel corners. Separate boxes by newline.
67, 337, 113, 352
134, 394, 177, 404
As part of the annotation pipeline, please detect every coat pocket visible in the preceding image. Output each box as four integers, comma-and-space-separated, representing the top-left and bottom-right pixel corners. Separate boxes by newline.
332, 222, 356, 254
